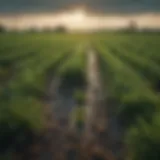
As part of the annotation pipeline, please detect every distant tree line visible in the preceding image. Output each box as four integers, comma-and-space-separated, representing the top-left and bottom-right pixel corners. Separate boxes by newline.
27, 25, 68, 33
0, 24, 68, 33
1, 22, 160, 34
0, 25, 6, 33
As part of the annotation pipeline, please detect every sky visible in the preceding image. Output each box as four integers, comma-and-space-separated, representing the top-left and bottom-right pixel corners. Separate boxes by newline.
0, 0, 160, 31
0, 0, 160, 14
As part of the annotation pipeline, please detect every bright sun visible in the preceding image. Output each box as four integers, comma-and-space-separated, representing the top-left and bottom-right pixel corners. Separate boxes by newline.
68, 9, 86, 22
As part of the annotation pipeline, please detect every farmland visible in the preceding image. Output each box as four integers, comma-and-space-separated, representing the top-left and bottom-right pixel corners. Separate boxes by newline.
0, 32, 160, 159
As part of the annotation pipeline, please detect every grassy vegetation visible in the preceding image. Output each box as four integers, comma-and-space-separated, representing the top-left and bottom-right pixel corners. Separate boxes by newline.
94, 33, 160, 160
0, 32, 160, 159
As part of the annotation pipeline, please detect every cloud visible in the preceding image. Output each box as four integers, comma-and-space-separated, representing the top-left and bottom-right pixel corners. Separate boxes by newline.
0, 0, 160, 13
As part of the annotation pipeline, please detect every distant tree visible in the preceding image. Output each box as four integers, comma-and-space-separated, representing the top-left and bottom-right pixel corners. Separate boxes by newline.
0, 25, 6, 33
28, 27, 38, 33
54, 25, 67, 33
42, 27, 53, 33
127, 20, 138, 32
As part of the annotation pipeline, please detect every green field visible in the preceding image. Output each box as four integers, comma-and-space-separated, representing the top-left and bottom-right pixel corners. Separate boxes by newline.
0, 33, 160, 159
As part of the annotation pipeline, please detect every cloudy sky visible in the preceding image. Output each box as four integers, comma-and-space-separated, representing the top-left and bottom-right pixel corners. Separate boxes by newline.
0, 0, 160, 13
0, 0, 160, 30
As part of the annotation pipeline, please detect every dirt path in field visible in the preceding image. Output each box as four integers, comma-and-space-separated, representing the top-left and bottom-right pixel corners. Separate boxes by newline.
89, 48, 127, 159
85, 48, 107, 140
85, 48, 126, 160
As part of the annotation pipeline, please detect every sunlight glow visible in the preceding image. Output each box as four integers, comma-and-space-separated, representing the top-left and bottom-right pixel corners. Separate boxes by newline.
67, 9, 86, 22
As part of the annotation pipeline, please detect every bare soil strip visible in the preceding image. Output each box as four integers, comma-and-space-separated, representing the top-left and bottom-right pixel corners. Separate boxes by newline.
85, 48, 107, 141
